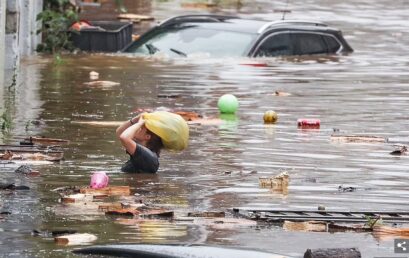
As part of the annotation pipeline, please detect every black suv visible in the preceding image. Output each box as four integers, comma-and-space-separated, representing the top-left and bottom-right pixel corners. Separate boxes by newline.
123, 14, 353, 58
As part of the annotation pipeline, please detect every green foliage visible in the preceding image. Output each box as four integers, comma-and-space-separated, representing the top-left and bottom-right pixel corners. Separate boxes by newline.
0, 112, 11, 133
115, 0, 127, 13
36, 0, 79, 53
53, 54, 65, 65
365, 215, 382, 228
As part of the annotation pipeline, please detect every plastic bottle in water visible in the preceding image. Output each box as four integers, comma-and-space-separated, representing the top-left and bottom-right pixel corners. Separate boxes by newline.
297, 118, 321, 129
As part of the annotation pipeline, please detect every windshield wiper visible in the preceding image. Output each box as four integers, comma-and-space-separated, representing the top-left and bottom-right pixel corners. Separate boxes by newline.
145, 43, 160, 55
170, 48, 187, 57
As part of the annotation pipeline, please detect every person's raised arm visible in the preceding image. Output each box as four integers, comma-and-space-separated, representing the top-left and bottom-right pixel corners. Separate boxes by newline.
118, 117, 145, 155
116, 114, 141, 139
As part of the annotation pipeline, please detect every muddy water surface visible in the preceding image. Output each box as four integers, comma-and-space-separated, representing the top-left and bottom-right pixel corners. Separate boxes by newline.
1, 1, 409, 257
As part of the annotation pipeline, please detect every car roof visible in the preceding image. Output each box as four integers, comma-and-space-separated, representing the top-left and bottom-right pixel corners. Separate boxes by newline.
158, 15, 330, 34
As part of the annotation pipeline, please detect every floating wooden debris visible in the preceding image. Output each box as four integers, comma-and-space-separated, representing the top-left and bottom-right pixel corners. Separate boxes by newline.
20, 136, 69, 145
80, 186, 131, 196
173, 111, 202, 121
338, 185, 357, 192
187, 217, 258, 230
330, 135, 386, 143
139, 209, 174, 218
259, 171, 289, 191
390, 145, 407, 155
328, 223, 370, 233
52, 186, 81, 196
187, 118, 224, 126
0, 184, 30, 191
157, 94, 180, 99
0, 145, 64, 161
89, 71, 99, 80
71, 121, 123, 127
14, 165, 40, 176
274, 91, 291, 97
60, 193, 94, 204
283, 221, 327, 232
105, 208, 140, 217
181, 2, 217, 8
83, 80, 120, 87
373, 225, 409, 237
33, 229, 78, 237
54, 233, 97, 246
187, 211, 225, 218
117, 13, 154, 22
98, 202, 125, 212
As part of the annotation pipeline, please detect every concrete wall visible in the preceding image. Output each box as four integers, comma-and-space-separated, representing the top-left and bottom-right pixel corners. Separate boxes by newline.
5, 0, 43, 70
0, 0, 5, 87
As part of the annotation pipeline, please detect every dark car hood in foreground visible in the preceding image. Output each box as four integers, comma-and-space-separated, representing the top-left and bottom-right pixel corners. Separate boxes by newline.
73, 244, 292, 258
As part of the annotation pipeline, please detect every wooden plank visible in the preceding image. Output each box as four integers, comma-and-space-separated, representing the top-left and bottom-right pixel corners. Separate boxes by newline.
0, 145, 62, 152
330, 135, 386, 143
71, 121, 124, 127
117, 13, 154, 21
283, 221, 327, 232
61, 194, 94, 204
22, 136, 69, 144
98, 203, 124, 212
140, 209, 174, 218
187, 118, 224, 126
80, 186, 131, 196
188, 211, 225, 218
105, 208, 139, 217
173, 111, 202, 121
373, 225, 409, 236
0, 150, 64, 161
54, 233, 97, 245
181, 3, 217, 8
83, 80, 120, 87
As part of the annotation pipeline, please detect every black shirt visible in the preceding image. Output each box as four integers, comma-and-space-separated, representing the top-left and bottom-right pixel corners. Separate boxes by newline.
121, 144, 159, 173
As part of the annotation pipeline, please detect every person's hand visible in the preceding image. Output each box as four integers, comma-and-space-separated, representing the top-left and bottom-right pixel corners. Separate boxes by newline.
137, 116, 145, 125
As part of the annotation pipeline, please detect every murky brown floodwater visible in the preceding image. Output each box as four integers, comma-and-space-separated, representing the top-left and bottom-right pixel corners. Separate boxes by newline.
1, 0, 409, 257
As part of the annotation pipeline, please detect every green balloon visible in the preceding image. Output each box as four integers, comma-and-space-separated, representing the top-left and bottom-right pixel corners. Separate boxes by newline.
218, 94, 239, 114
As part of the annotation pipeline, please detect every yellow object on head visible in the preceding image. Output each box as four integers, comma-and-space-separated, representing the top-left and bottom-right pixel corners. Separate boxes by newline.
143, 111, 189, 151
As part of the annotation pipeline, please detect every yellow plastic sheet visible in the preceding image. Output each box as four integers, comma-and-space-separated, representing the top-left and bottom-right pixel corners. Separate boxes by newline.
143, 111, 189, 151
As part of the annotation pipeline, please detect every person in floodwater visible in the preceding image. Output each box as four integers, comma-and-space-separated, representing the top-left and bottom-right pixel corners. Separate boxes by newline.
116, 114, 164, 173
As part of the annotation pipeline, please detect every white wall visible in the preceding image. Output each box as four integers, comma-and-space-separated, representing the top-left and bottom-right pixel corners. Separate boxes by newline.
5, 0, 43, 70
0, 0, 5, 87
19, 0, 43, 56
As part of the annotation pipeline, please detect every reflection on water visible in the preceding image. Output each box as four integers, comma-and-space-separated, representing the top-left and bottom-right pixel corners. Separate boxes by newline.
1, 0, 409, 257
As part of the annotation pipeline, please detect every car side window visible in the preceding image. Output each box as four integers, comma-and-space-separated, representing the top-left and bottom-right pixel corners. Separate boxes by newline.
291, 33, 328, 55
323, 35, 341, 53
255, 33, 292, 57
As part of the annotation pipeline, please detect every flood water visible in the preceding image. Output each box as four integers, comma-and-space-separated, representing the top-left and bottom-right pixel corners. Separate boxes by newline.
1, 0, 409, 257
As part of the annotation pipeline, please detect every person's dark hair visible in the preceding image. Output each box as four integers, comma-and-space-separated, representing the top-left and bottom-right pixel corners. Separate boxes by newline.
146, 129, 164, 156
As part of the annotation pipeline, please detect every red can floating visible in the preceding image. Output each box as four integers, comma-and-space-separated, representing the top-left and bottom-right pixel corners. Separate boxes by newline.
297, 118, 321, 129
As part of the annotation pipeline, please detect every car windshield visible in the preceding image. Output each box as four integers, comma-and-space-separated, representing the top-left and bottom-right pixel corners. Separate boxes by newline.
126, 25, 256, 57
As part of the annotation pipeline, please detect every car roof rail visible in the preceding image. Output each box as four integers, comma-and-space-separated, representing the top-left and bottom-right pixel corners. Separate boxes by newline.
159, 14, 239, 27
258, 20, 327, 33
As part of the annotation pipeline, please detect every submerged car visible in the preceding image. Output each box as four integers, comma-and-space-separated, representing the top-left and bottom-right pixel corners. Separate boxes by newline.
123, 14, 353, 58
